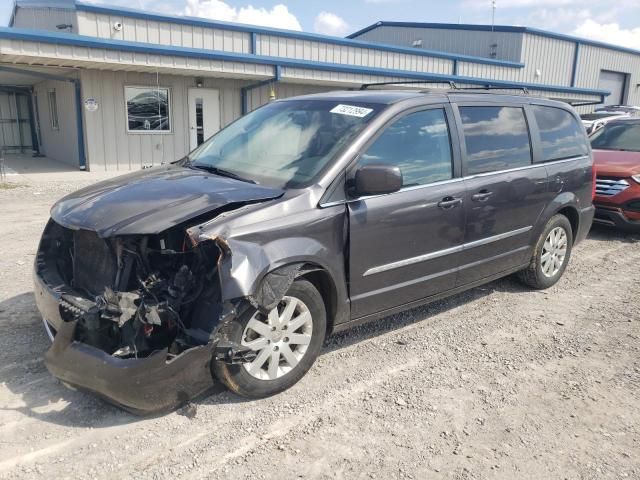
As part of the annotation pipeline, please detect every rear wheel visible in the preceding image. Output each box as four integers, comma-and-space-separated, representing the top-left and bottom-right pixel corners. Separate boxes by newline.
212, 279, 326, 398
518, 214, 573, 289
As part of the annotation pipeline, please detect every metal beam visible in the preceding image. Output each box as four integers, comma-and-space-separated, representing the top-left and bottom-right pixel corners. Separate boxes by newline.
570, 42, 580, 87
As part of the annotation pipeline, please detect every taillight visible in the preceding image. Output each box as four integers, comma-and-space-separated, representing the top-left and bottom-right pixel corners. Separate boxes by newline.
592, 165, 597, 200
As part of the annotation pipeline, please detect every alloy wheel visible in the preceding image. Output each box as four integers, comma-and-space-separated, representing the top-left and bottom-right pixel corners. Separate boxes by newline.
541, 226, 568, 278
241, 296, 313, 380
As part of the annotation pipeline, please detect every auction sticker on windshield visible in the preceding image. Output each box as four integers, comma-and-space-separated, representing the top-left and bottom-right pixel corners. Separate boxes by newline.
330, 104, 374, 117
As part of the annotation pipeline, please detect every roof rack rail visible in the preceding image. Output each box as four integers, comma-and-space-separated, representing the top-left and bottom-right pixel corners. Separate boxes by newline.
359, 80, 457, 90
451, 85, 530, 94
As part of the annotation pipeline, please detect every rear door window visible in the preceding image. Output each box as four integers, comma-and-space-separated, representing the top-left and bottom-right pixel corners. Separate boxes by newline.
359, 108, 453, 187
459, 106, 532, 175
533, 105, 589, 161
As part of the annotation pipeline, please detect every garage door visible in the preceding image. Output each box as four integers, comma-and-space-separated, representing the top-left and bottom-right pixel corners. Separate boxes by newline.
598, 70, 627, 106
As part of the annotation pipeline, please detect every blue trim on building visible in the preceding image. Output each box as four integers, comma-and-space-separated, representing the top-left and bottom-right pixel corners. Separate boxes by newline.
348, 21, 640, 57
0, 64, 86, 169
0, 27, 610, 98
571, 42, 580, 88
73, 2, 524, 68
250, 31, 257, 55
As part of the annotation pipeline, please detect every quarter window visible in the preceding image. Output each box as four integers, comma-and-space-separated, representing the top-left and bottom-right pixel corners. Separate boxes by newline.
459, 106, 531, 175
532, 105, 588, 161
125, 86, 171, 133
359, 109, 453, 187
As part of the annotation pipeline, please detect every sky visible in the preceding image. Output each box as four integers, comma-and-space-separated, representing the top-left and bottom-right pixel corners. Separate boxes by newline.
0, 0, 639, 49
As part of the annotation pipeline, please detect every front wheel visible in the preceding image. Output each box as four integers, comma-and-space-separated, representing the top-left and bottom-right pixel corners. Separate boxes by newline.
518, 214, 573, 289
212, 279, 326, 398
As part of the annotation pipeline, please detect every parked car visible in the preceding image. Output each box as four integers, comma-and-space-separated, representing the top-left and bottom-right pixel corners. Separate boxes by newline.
591, 118, 640, 231
34, 90, 594, 414
581, 111, 628, 135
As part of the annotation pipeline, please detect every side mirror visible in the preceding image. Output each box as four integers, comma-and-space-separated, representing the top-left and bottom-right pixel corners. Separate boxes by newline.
353, 164, 403, 196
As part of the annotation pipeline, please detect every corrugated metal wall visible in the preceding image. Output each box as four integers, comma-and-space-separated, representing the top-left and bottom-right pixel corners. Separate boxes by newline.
78, 71, 368, 171
12, 6, 77, 33
351, 26, 523, 63
520, 34, 575, 86
458, 34, 576, 87
577, 44, 640, 106
256, 35, 452, 74
33, 79, 78, 166
79, 71, 249, 171
76, 11, 249, 52
77, 12, 456, 76
245, 83, 336, 112
0, 37, 274, 80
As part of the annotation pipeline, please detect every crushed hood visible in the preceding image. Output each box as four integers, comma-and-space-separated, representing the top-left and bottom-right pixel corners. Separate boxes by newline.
51, 164, 283, 237
593, 149, 640, 177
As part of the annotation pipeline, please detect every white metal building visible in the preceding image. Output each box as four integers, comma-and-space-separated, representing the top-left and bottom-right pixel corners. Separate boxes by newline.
0, 0, 636, 171
349, 21, 640, 108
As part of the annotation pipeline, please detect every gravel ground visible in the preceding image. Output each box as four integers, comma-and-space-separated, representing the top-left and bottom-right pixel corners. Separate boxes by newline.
1, 179, 639, 480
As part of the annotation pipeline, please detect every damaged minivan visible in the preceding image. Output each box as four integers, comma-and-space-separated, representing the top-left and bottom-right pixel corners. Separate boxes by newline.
35, 89, 594, 413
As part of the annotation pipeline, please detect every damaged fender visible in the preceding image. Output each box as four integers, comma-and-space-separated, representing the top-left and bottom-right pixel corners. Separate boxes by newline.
187, 193, 350, 325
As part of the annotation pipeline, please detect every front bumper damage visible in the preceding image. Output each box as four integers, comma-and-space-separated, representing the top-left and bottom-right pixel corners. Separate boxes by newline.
34, 210, 306, 414
45, 320, 216, 414
35, 264, 220, 413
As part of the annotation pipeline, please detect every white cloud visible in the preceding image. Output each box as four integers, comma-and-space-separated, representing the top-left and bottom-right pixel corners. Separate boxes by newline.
183, 0, 302, 31
574, 19, 640, 49
313, 11, 350, 36
525, 7, 592, 29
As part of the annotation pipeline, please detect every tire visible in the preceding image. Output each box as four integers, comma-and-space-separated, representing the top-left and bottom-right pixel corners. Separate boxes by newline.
518, 214, 573, 290
518, 214, 573, 289
212, 279, 326, 398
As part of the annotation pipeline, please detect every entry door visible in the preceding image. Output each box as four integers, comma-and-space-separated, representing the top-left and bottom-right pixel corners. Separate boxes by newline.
454, 104, 547, 285
348, 107, 466, 319
188, 88, 220, 150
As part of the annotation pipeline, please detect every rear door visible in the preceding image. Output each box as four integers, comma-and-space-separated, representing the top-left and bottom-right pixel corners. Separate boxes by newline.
348, 105, 466, 319
453, 103, 549, 285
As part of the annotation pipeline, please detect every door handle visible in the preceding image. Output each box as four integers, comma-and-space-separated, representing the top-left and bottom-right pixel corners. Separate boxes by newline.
437, 196, 463, 209
471, 190, 493, 202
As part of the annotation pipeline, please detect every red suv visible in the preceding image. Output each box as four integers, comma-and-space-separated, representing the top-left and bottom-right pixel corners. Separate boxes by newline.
591, 118, 640, 231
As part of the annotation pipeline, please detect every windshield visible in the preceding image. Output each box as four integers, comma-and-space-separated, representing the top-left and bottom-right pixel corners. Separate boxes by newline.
590, 122, 640, 152
187, 99, 382, 188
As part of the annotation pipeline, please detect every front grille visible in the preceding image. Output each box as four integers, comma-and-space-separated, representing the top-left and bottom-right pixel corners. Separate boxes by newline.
595, 177, 630, 197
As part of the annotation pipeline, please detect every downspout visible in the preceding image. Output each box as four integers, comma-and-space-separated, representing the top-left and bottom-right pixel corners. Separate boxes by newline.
26, 87, 40, 155
73, 79, 87, 170
240, 65, 282, 115
570, 41, 580, 88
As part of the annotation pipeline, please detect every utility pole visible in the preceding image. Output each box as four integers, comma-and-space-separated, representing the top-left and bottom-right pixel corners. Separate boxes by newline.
490, 1, 497, 58
491, 0, 496, 32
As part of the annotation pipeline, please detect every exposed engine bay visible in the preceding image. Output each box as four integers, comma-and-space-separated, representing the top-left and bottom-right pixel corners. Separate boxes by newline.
39, 218, 227, 360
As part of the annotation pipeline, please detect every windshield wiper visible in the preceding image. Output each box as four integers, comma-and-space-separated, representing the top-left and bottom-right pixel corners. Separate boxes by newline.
189, 163, 257, 184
